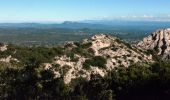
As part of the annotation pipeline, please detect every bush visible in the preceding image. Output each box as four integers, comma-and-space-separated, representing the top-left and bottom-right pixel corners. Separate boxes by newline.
81, 42, 92, 49
111, 47, 118, 51
71, 46, 93, 58
74, 42, 81, 47
92, 56, 107, 68
2, 43, 170, 100
83, 59, 93, 70
83, 56, 107, 69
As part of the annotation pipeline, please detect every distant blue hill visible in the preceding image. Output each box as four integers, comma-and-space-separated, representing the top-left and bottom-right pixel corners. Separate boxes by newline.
1, 20, 170, 32
0, 21, 112, 30
82, 20, 170, 28
1, 20, 170, 45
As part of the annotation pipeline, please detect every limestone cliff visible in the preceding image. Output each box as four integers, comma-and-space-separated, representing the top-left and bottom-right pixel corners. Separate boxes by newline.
138, 28, 170, 59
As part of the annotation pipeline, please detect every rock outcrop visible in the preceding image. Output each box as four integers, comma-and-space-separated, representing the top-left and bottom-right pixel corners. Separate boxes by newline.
45, 34, 153, 84
0, 44, 7, 52
137, 28, 170, 59
0, 34, 154, 84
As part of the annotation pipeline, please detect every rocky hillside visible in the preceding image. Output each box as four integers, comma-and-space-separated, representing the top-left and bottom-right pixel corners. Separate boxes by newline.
2, 29, 170, 100
0, 34, 154, 84
44, 34, 152, 84
138, 28, 170, 59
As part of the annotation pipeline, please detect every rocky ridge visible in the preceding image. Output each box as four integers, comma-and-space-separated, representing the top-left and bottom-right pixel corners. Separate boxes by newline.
45, 34, 152, 84
138, 28, 170, 59
0, 33, 155, 84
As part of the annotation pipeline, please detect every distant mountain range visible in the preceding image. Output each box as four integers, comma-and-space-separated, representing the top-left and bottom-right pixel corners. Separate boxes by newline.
1, 21, 170, 31
0, 21, 112, 30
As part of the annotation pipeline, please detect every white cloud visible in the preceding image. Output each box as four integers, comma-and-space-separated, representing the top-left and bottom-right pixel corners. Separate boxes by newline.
141, 15, 154, 18
167, 15, 170, 17
132, 15, 137, 18
105, 14, 170, 21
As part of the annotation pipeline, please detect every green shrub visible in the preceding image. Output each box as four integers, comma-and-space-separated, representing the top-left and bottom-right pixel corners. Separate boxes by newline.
74, 42, 81, 47
83, 59, 92, 70
87, 48, 95, 54
71, 47, 93, 58
83, 56, 107, 69
111, 47, 118, 51
66, 52, 79, 62
81, 42, 92, 49
92, 56, 107, 68
52, 63, 60, 71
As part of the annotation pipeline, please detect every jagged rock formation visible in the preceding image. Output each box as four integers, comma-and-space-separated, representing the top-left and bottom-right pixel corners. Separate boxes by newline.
45, 34, 152, 84
138, 28, 170, 59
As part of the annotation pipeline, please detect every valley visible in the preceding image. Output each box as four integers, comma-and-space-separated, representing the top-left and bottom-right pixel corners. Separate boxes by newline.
1, 21, 170, 46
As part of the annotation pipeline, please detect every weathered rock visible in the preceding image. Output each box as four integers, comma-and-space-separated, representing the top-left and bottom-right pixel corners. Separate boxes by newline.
138, 28, 170, 59
47, 34, 153, 84
0, 44, 7, 51
0, 55, 19, 63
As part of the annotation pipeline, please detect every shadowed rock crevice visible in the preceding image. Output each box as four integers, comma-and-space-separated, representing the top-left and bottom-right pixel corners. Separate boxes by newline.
161, 37, 167, 55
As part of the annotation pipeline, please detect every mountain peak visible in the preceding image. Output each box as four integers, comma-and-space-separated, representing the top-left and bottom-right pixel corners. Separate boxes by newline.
138, 28, 170, 59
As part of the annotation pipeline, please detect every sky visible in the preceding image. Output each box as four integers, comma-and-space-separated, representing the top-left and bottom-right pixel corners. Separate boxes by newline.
0, 0, 170, 22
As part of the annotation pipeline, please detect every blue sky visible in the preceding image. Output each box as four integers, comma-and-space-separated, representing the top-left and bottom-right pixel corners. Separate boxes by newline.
0, 0, 170, 22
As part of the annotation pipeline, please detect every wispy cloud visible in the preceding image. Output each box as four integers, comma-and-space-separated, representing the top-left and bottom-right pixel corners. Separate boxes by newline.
100, 14, 170, 21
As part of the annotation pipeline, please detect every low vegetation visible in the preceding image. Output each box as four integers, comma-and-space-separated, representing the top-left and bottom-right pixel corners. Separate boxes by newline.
1, 53, 170, 100
0, 32, 169, 99
83, 56, 107, 70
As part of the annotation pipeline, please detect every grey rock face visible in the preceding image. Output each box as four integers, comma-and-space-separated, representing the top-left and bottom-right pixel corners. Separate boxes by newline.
138, 28, 170, 59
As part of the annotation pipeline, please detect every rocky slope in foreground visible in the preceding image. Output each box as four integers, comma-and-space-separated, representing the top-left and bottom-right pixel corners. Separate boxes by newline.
0, 34, 154, 84
138, 28, 170, 59
44, 34, 152, 84
1, 29, 170, 100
